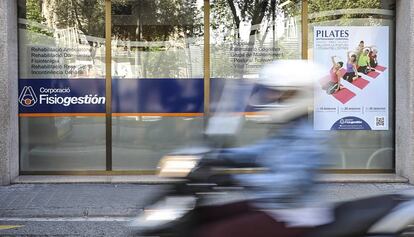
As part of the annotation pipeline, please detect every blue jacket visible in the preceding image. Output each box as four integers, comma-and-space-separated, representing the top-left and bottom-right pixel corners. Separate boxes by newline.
219, 116, 330, 209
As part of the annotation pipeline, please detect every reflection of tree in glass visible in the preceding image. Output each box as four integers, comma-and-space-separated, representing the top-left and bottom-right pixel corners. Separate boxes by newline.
26, 0, 52, 36
308, 0, 394, 24
212, 0, 301, 77
112, 0, 203, 41
212, 0, 274, 45
48, 0, 106, 37
111, 0, 204, 78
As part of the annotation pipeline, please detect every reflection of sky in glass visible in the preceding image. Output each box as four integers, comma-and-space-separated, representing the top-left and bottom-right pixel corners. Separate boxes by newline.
211, 3, 294, 44
197, 0, 203, 9
238, 14, 287, 43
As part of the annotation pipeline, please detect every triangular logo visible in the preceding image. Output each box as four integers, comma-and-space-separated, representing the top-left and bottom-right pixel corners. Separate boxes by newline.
19, 86, 38, 107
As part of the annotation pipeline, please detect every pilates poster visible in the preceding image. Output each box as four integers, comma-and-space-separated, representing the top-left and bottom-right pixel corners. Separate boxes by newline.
313, 26, 389, 130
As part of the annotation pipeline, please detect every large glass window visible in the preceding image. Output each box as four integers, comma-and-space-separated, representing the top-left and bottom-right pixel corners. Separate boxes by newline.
110, 0, 205, 170
17, 0, 396, 173
18, 0, 106, 171
309, 0, 396, 170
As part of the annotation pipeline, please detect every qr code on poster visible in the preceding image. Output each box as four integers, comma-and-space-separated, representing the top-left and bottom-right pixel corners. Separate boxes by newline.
375, 116, 385, 127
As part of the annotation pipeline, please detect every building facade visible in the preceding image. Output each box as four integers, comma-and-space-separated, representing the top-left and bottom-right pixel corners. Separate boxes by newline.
0, 0, 413, 185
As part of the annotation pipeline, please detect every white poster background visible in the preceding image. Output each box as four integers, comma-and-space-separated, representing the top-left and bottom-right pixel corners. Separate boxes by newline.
313, 26, 389, 130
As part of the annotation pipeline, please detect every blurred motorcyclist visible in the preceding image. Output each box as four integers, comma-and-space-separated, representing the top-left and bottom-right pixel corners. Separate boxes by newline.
194, 60, 332, 237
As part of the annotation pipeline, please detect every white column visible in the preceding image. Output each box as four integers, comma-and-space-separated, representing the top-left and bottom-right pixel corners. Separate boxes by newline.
396, 0, 414, 183
0, 0, 18, 185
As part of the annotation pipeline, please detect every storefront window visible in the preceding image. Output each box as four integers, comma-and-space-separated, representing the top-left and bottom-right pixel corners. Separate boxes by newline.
17, 0, 396, 173
110, 0, 205, 170
18, 0, 106, 171
309, 0, 396, 170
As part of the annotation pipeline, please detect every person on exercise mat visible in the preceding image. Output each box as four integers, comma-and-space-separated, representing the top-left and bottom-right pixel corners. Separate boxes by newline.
323, 56, 343, 94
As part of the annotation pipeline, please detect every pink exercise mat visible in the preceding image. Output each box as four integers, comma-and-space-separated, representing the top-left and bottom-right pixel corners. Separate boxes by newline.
366, 70, 381, 79
375, 65, 387, 72
352, 77, 370, 89
332, 87, 356, 104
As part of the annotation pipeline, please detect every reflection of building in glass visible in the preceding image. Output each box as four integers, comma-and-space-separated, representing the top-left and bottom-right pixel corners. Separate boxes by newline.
279, 16, 300, 59
284, 17, 298, 39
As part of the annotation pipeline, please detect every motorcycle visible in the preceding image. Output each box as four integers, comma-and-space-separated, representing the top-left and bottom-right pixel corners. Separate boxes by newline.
128, 79, 414, 237
129, 146, 414, 237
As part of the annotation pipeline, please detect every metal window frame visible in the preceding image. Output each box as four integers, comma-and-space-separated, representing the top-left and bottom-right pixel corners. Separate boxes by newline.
105, 0, 112, 171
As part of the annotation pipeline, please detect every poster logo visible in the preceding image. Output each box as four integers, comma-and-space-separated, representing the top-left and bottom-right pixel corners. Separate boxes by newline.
19, 86, 38, 107
331, 116, 371, 130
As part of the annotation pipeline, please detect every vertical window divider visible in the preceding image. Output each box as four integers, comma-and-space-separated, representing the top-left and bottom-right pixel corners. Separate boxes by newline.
302, 0, 309, 60
204, 0, 211, 119
105, 0, 112, 171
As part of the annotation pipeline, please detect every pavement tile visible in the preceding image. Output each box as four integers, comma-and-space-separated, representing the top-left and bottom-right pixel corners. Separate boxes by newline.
0, 192, 21, 209
7, 193, 36, 209
26, 190, 55, 208
0, 192, 14, 208
44, 190, 70, 208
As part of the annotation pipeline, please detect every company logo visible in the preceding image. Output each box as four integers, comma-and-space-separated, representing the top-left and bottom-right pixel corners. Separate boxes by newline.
19, 85, 105, 108
331, 116, 371, 130
339, 118, 362, 125
19, 86, 38, 107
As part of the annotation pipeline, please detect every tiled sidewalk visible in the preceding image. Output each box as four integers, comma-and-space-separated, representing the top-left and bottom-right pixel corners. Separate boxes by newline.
0, 183, 413, 218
